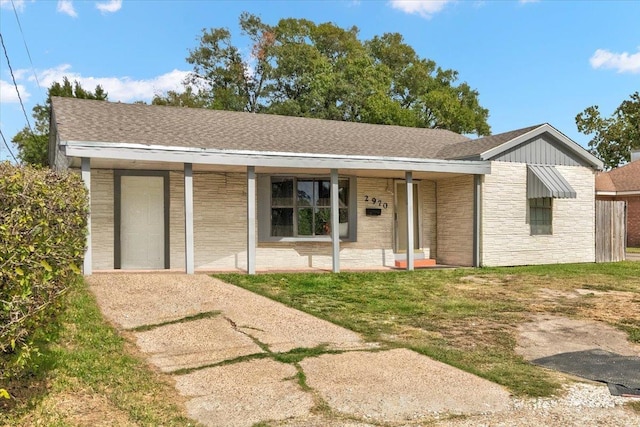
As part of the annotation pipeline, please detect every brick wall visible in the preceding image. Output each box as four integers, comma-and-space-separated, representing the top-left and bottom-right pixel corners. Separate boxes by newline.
482, 162, 596, 266
90, 169, 114, 270
436, 175, 474, 266
626, 196, 640, 247
90, 171, 440, 270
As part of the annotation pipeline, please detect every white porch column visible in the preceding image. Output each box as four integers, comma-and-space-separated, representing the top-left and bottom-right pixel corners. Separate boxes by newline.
330, 169, 340, 273
473, 174, 482, 267
406, 171, 414, 271
184, 163, 194, 274
81, 157, 92, 275
247, 166, 256, 275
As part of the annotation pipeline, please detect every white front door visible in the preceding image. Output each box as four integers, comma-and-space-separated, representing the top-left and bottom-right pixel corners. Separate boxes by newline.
120, 175, 165, 269
395, 181, 421, 253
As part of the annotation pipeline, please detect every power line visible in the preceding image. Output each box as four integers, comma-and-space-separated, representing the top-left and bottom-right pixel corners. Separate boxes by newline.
0, 129, 18, 163
0, 31, 38, 145
10, 0, 43, 97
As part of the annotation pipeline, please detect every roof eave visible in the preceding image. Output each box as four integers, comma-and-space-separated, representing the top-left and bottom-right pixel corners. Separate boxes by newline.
479, 124, 604, 170
62, 140, 492, 175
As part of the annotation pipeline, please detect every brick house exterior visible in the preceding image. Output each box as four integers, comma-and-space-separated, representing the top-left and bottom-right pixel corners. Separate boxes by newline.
596, 157, 640, 247
49, 98, 603, 274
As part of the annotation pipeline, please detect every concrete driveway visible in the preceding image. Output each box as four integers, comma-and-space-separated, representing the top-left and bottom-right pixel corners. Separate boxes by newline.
88, 273, 513, 426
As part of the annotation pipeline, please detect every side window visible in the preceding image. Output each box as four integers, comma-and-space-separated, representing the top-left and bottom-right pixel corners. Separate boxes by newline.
530, 197, 552, 235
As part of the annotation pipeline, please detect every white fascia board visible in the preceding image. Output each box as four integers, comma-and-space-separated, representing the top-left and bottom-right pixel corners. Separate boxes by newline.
480, 124, 604, 170
596, 191, 617, 196
63, 141, 492, 175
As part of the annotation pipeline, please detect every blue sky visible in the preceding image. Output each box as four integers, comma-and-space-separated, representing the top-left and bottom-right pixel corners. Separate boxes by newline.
1, 0, 638, 162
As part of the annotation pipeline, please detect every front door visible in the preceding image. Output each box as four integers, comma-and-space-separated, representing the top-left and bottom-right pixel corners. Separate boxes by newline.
395, 181, 420, 253
120, 175, 166, 269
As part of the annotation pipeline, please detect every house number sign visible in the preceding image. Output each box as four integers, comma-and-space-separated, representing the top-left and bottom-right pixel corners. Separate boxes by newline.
364, 195, 388, 209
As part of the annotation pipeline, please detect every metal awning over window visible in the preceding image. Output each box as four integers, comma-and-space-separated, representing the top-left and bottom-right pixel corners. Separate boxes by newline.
527, 164, 576, 199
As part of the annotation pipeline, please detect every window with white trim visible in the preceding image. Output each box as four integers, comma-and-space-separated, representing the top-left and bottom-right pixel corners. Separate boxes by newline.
269, 177, 350, 238
529, 197, 552, 235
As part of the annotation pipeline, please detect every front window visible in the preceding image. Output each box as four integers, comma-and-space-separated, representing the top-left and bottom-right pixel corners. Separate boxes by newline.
270, 177, 349, 238
530, 197, 552, 235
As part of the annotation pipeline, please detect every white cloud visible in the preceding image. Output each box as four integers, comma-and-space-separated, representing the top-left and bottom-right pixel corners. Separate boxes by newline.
388, 0, 452, 18
519, 0, 540, 3
33, 64, 190, 102
0, 80, 30, 104
0, 0, 28, 11
590, 48, 640, 74
96, 0, 122, 13
57, 0, 77, 17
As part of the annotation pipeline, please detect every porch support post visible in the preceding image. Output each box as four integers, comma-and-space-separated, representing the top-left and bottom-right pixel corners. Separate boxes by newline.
81, 157, 92, 275
247, 166, 256, 275
330, 168, 340, 273
406, 171, 414, 271
473, 174, 482, 267
184, 163, 195, 274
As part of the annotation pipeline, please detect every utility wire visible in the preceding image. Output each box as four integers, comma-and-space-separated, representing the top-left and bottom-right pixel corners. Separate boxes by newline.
0, 31, 38, 148
0, 129, 18, 163
10, 0, 43, 97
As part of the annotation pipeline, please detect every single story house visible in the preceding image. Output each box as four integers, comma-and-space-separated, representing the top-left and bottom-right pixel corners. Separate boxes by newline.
49, 97, 603, 274
596, 151, 640, 247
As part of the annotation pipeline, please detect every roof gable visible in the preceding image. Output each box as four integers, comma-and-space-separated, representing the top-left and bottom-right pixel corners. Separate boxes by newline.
439, 124, 603, 170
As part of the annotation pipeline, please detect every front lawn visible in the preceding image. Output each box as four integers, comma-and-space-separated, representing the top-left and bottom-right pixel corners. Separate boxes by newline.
216, 262, 640, 397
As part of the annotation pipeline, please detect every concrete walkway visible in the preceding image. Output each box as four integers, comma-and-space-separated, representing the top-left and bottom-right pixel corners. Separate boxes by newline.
88, 273, 512, 427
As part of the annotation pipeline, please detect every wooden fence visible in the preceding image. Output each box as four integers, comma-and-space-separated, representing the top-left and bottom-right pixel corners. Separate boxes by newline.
595, 200, 626, 262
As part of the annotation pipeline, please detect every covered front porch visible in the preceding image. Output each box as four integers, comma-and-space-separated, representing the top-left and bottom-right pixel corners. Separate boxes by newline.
71, 144, 490, 275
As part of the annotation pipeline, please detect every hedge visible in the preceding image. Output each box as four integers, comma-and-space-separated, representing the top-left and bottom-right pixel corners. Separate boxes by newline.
0, 162, 88, 379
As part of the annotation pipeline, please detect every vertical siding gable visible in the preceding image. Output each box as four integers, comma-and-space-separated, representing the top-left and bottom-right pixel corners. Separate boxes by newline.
490, 134, 590, 167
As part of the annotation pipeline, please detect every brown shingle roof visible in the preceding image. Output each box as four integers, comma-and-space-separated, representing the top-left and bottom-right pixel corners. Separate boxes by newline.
51, 97, 471, 159
596, 160, 640, 192
437, 124, 543, 160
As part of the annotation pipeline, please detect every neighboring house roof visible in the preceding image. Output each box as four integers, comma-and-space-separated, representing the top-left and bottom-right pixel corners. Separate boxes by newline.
596, 160, 640, 193
438, 123, 603, 169
51, 97, 470, 160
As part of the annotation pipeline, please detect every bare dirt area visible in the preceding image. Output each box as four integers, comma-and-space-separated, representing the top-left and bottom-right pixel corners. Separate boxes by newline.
516, 314, 640, 360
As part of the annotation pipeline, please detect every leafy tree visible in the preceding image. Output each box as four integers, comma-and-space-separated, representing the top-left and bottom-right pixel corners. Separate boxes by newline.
12, 77, 108, 166
183, 13, 490, 136
576, 91, 640, 169
152, 87, 207, 108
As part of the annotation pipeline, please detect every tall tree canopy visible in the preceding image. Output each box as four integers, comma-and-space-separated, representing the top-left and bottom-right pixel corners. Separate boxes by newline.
167, 13, 490, 135
12, 77, 108, 166
576, 91, 640, 169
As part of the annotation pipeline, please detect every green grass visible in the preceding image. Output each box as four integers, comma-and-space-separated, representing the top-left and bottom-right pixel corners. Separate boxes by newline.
215, 262, 640, 397
627, 247, 640, 254
1, 279, 199, 426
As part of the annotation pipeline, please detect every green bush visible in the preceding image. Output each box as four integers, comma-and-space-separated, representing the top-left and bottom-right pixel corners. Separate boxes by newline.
0, 162, 88, 380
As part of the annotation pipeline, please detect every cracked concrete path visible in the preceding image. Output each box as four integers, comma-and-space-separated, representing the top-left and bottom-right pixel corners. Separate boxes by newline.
88, 273, 513, 427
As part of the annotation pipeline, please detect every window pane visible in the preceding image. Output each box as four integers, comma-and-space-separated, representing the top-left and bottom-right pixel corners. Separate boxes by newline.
339, 208, 349, 237
298, 208, 314, 235
339, 180, 349, 207
272, 178, 293, 206
297, 180, 314, 207
317, 180, 331, 206
315, 208, 331, 235
271, 208, 293, 236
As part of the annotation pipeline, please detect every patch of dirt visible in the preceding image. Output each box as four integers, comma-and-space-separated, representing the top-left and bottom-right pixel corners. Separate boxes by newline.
516, 314, 640, 361
15, 389, 132, 427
